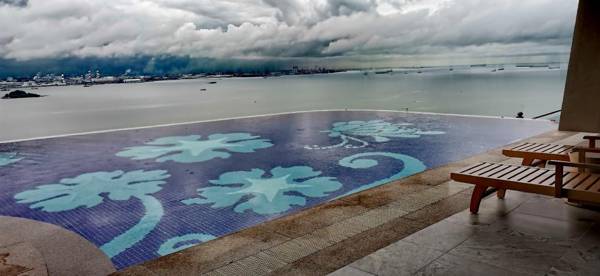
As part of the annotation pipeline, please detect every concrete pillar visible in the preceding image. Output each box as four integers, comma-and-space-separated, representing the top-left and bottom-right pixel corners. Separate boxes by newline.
559, 0, 600, 132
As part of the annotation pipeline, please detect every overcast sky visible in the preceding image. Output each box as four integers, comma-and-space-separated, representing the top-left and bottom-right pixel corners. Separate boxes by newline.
0, 0, 578, 70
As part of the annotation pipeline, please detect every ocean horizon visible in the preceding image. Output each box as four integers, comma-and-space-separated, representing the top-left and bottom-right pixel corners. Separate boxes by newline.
0, 64, 567, 142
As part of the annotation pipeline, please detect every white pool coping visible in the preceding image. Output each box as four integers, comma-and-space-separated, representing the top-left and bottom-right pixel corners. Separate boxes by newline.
0, 109, 554, 144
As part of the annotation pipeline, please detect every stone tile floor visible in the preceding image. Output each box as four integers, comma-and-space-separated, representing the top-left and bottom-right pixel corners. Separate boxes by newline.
0, 216, 115, 276
331, 191, 600, 276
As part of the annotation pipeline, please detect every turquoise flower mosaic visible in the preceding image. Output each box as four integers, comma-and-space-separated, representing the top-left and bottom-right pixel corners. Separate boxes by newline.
0, 152, 22, 167
14, 170, 170, 258
337, 152, 426, 197
116, 133, 273, 163
158, 233, 216, 256
182, 166, 342, 215
306, 120, 445, 150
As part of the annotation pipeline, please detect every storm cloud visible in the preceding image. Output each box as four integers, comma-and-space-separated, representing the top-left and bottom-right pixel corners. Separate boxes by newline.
0, 0, 577, 62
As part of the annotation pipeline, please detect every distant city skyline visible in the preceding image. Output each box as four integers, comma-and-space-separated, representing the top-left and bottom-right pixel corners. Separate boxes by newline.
0, 0, 577, 76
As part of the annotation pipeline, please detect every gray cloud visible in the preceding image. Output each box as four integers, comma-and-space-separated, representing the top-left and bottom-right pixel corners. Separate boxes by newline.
0, 0, 577, 63
0, 0, 27, 7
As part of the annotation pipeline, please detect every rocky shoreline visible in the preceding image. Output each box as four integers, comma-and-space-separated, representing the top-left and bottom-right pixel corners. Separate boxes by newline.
2, 90, 43, 99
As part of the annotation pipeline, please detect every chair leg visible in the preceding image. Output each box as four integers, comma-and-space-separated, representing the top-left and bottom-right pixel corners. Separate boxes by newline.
470, 185, 488, 214
497, 189, 506, 199
522, 158, 534, 166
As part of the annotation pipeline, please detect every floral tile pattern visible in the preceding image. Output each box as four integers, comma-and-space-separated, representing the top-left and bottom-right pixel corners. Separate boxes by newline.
15, 170, 170, 258
305, 120, 445, 150
0, 152, 22, 167
183, 166, 342, 215
0, 111, 556, 269
116, 133, 273, 163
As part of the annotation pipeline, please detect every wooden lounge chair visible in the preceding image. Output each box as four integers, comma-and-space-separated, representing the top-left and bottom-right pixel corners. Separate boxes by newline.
451, 147, 600, 214
502, 135, 600, 166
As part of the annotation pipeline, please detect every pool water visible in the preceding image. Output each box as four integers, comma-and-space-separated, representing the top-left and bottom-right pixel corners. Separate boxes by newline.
0, 110, 556, 269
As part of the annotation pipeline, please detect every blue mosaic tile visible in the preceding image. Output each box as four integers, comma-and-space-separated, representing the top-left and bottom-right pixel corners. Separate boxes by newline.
0, 111, 556, 270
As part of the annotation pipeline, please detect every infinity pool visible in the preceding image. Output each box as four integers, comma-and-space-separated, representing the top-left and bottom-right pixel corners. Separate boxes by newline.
0, 110, 556, 269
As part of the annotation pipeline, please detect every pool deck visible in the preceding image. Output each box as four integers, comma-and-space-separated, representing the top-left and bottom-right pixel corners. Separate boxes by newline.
108, 130, 600, 276
330, 186, 600, 275
0, 216, 115, 276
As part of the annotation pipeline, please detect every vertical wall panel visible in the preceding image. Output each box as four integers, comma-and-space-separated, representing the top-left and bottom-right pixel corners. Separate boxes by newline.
560, 0, 600, 132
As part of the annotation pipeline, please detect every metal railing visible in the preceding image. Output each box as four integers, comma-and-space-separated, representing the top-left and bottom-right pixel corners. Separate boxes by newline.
532, 109, 561, 119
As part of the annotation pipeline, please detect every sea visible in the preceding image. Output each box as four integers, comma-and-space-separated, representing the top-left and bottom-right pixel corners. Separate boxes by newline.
0, 64, 567, 142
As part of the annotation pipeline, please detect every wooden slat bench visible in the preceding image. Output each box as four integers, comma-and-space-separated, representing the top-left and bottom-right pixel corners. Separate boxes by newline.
502, 135, 600, 167
451, 160, 600, 214
503, 143, 573, 166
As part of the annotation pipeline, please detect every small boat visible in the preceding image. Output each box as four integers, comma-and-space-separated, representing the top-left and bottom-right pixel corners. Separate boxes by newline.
374, 70, 393, 75
208, 81, 217, 84
516, 64, 548, 68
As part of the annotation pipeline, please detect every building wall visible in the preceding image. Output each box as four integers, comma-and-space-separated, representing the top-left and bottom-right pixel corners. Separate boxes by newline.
560, 0, 600, 133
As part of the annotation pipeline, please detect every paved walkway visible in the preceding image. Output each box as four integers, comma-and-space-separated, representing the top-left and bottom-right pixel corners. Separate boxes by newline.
330, 191, 600, 275
0, 216, 115, 276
